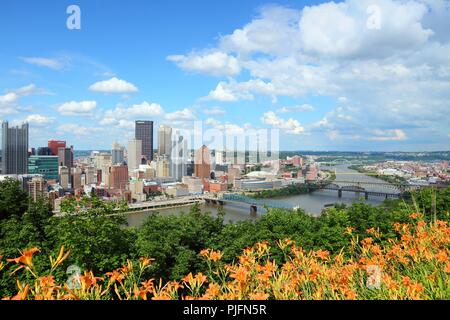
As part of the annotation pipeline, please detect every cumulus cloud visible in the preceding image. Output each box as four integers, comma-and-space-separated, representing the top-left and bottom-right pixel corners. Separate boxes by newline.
0, 84, 47, 115
100, 102, 164, 128
89, 77, 138, 93
167, 52, 240, 76
165, 108, 196, 121
169, 0, 450, 148
57, 100, 97, 116
12, 114, 55, 127
261, 111, 304, 134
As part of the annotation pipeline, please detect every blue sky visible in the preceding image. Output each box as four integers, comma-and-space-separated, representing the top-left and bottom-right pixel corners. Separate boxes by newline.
0, 0, 449, 151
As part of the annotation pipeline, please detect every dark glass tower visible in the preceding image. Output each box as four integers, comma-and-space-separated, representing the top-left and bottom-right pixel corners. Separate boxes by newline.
1, 121, 29, 174
135, 120, 153, 161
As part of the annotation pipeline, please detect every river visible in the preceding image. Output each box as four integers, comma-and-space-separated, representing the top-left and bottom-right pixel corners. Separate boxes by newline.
126, 165, 394, 227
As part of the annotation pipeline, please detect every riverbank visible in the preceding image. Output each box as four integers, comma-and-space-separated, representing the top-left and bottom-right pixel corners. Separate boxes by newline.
247, 184, 310, 199
348, 165, 407, 184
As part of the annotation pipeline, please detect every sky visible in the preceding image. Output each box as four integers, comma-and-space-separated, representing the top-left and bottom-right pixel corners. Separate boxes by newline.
0, 0, 449, 152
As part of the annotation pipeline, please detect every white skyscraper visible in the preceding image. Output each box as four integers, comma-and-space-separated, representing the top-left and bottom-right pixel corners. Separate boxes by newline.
127, 139, 142, 172
158, 125, 172, 157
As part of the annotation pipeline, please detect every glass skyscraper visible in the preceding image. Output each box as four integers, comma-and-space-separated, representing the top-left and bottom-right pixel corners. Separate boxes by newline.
28, 155, 59, 181
1, 121, 29, 175
135, 120, 153, 161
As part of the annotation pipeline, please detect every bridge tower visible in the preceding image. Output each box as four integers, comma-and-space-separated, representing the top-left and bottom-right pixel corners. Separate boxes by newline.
338, 189, 342, 198
250, 205, 257, 217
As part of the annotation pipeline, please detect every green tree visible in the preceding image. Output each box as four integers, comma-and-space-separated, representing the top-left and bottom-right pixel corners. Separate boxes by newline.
0, 178, 29, 220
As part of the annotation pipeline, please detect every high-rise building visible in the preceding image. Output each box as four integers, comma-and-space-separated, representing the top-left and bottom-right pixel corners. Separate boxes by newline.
158, 125, 172, 157
1, 121, 29, 175
28, 155, 59, 181
72, 167, 82, 190
155, 155, 171, 178
127, 139, 142, 172
27, 176, 48, 202
59, 166, 70, 189
112, 142, 125, 165
135, 120, 153, 161
109, 164, 129, 190
57, 146, 73, 168
48, 140, 66, 156
194, 145, 211, 181
171, 133, 187, 181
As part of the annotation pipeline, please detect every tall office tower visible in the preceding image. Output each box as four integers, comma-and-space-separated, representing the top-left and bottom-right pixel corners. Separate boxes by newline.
127, 139, 142, 172
194, 145, 211, 181
171, 133, 187, 181
135, 120, 153, 161
57, 146, 73, 168
72, 167, 82, 190
158, 125, 172, 157
27, 176, 48, 202
1, 121, 29, 175
48, 140, 66, 156
109, 164, 129, 190
28, 155, 59, 181
112, 142, 125, 165
59, 166, 70, 189
85, 166, 98, 185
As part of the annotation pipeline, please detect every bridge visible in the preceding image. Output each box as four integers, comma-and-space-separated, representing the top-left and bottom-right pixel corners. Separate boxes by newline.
306, 180, 425, 200
204, 193, 290, 216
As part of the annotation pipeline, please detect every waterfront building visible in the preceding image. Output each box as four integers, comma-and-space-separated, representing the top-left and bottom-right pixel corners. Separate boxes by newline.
135, 120, 153, 161
1, 121, 29, 175
27, 155, 59, 181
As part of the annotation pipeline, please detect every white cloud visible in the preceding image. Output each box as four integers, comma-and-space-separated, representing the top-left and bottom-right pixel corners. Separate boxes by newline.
0, 84, 47, 115
368, 129, 407, 141
165, 108, 195, 121
12, 114, 55, 127
203, 106, 226, 115
261, 111, 304, 134
276, 104, 314, 113
100, 102, 164, 128
19, 57, 64, 70
57, 100, 97, 116
167, 52, 240, 76
89, 77, 138, 93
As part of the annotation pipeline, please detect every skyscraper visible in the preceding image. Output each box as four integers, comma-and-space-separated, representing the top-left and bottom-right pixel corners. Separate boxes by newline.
127, 139, 142, 172
57, 146, 73, 168
171, 133, 187, 181
1, 121, 29, 175
112, 142, 125, 165
194, 145, 211, 181
158, 125, 172, 157
48, 140, 66, 156
135, 120, 153, 161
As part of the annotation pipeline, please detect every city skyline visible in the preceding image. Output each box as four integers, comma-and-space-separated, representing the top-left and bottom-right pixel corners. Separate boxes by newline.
0, 0, 450, 152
